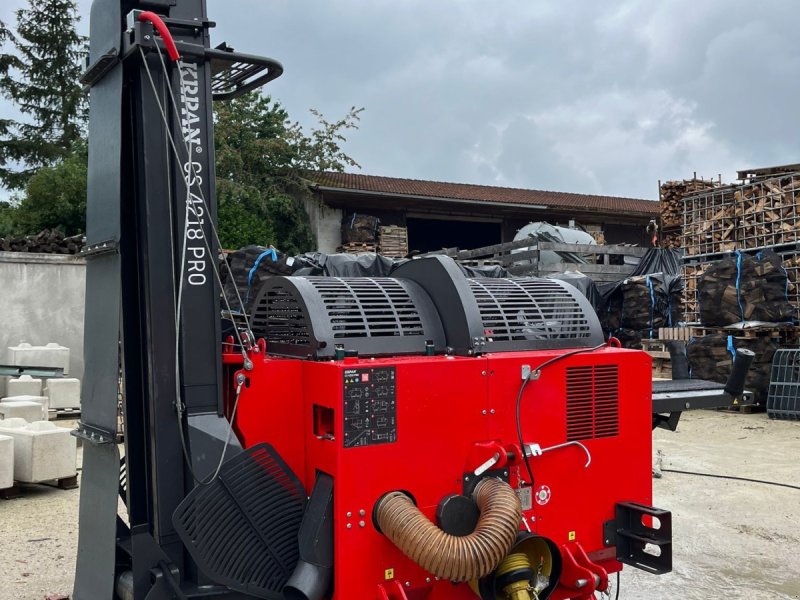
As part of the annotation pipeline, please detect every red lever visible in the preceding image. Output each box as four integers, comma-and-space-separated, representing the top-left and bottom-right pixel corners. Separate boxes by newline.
376, 581, 408, 600
138, 11, 180, 62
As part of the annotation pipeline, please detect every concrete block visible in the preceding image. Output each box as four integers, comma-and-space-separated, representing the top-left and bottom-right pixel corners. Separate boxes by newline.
7, 342, 70, 375
0, 419, 77, 482
44, 378, 81, 410
0, 401, 44, 422
0, 434, 13, 489
7, 374, 43, 397
0, 395, 48, 419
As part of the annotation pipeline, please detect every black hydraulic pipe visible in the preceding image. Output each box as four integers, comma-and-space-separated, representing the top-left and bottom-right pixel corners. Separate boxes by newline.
724, 348, 755, 397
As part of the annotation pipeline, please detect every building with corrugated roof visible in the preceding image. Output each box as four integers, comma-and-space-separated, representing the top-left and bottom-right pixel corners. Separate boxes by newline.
305, 172, 659, 253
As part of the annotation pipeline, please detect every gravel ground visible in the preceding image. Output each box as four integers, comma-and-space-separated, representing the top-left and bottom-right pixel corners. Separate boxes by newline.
624, 411, 800, 600
1, 412, 799, 600
0, 421, 80, 600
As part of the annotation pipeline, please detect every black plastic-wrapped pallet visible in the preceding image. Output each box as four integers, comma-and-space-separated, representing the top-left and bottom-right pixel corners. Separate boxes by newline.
767, 349, 800, 420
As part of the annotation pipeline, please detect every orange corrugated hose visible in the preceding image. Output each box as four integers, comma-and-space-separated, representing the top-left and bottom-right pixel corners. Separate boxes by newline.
375, 478, 522, 582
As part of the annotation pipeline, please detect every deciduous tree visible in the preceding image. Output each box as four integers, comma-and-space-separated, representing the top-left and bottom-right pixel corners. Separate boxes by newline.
214, 93, 361, 252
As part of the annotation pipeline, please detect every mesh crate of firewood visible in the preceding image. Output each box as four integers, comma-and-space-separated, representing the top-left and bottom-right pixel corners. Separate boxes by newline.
780, 252, 800, 320
681, 262, 709, 324
736, 173, 800, 250
378, 225, 408, 258
681, 185, 737, 256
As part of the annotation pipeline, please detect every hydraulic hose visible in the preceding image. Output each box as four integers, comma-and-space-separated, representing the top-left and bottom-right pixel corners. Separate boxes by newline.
375, 478, 522, 582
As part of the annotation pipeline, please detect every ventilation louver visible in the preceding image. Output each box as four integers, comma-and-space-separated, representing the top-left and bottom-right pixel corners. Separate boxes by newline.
566, 364, 619, 441
251, 276, 446, 359
392, 255, 605, 354
469, 278, 596, 343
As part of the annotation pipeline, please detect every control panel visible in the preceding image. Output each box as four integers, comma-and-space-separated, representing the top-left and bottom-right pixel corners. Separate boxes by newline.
343, 367, 397, 448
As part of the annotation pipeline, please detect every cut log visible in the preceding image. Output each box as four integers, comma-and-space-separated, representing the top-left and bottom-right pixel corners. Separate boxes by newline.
0, 229, 84, 254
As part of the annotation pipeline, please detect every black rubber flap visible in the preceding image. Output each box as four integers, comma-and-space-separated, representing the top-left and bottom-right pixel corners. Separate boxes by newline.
173, 443, 307, 599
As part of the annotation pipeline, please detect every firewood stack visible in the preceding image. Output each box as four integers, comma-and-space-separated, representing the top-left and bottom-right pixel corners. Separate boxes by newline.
590, 230, 606, 245
0, 229, 84, 254
340, 213, 380, 254
677, 171, 800, 324
783, 254, 800, 314
670, 167, 800, 410
602, 274, 682, 347
687, 332, 779, 404
662, 230, 681, 250
341, 214, 379, 244
659, 178, 717, 229
736, 174, 800, 249
697, 251, 793, 326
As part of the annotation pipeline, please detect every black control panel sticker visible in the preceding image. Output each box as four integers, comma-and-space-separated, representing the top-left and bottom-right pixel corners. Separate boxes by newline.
343, 367, 397, 448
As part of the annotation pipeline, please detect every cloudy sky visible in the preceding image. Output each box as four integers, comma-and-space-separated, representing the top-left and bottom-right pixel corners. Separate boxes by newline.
2, 0, 799, 200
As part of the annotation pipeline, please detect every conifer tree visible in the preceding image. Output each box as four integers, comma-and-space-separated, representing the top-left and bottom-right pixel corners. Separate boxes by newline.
0, 0, 86, 190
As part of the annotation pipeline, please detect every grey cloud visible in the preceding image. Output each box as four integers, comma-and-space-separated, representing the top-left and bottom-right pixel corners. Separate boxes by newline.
2, 0, 798, 201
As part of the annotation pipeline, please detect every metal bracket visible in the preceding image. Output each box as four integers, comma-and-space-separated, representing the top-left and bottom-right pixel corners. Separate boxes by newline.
138, 0, 177, 8
73, 422, 117, 446
127, 10, 215, 31
652, 411, 682, 432
80, 49, 120, 87
611, 502, 672, 575
0, 364, 64, 378
521, 364, 540, 381
80, 239, 120, 259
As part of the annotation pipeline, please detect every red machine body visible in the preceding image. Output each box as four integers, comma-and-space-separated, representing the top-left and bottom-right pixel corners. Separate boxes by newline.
226, 342, 653, 600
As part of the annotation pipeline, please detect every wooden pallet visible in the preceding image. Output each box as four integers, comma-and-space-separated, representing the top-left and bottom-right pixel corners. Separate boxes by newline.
425, 238, 648, 283
337, 242, 377, 254
718, 403, 764, 414
657, 327, 691, 342
50, 408, 81, 420
641, 339, 669, 354
0, 474, 79, 500
689, 325, 794, 339
641, 341, 672, 378
460, 259, 502, 268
